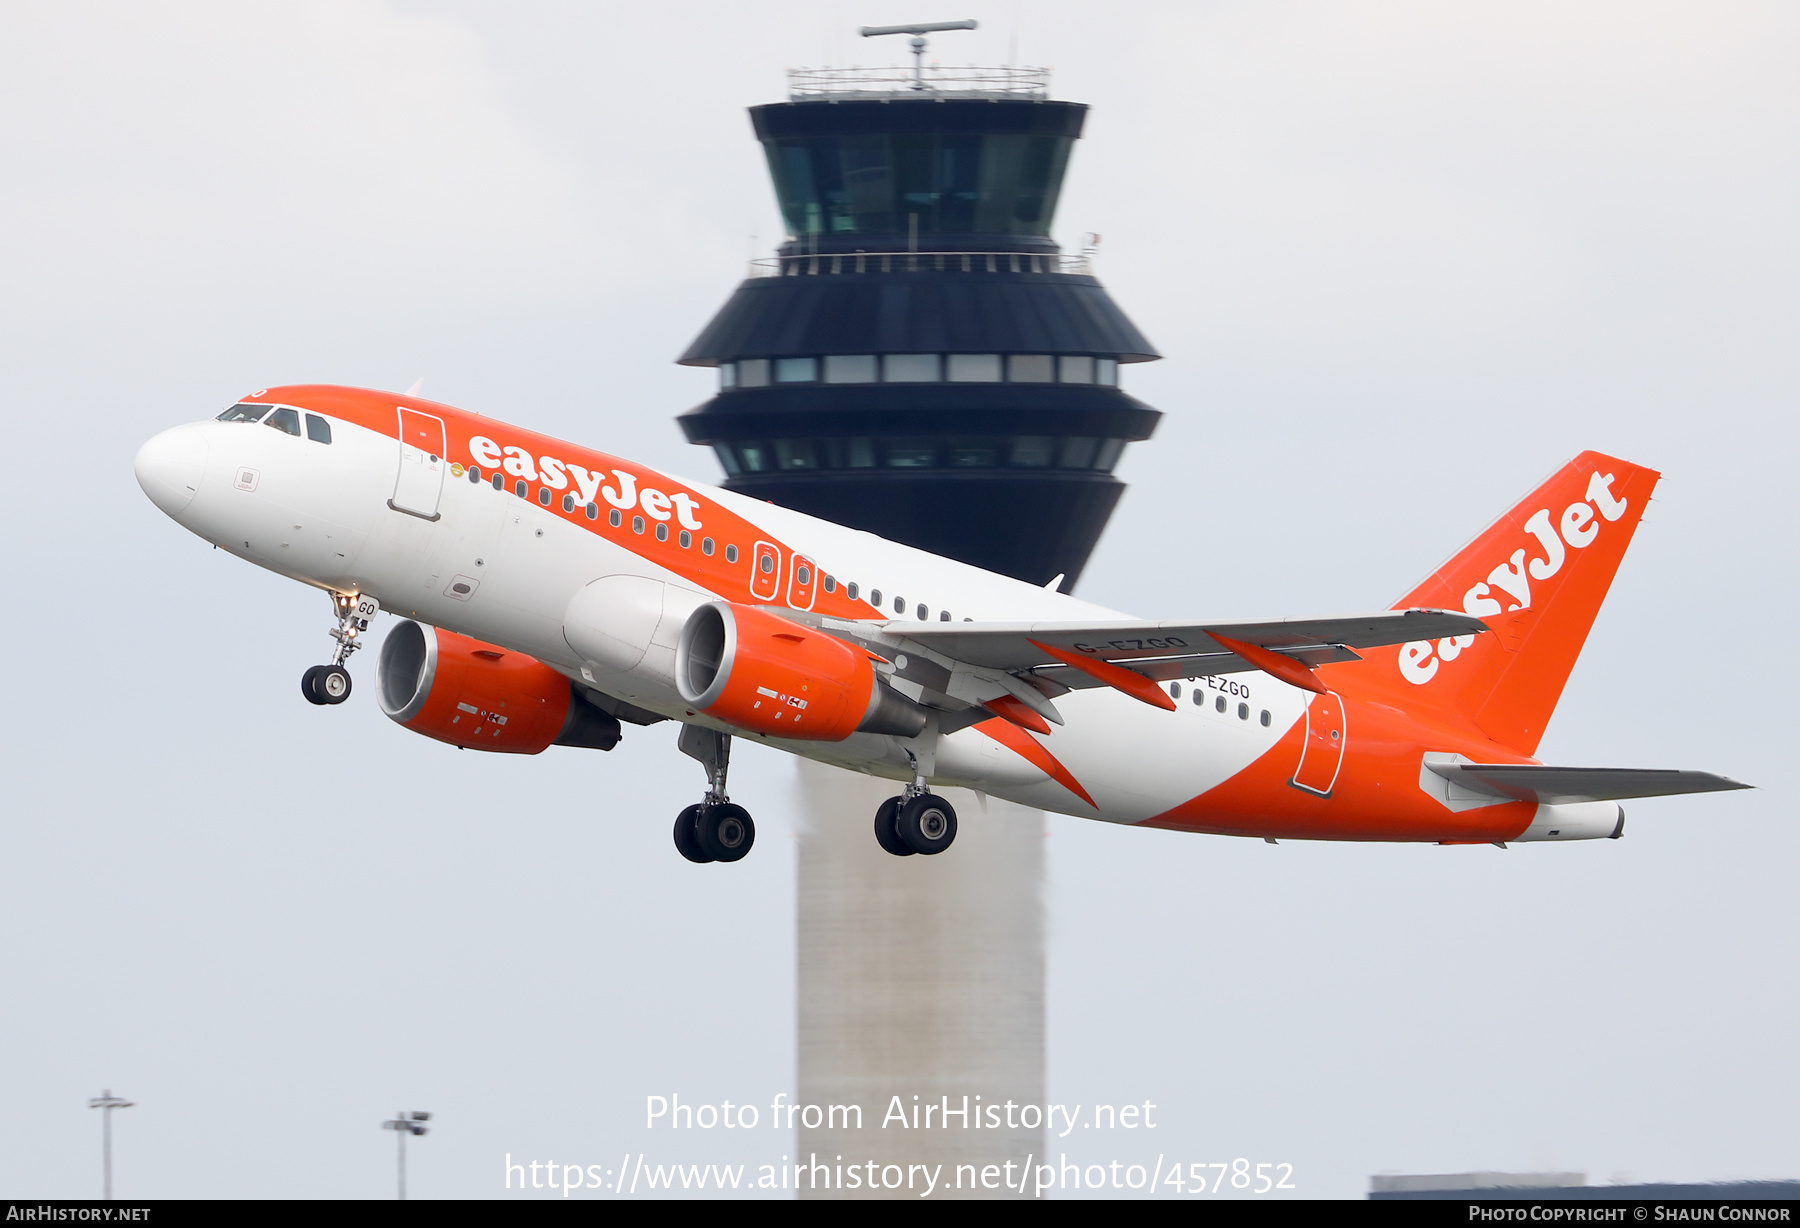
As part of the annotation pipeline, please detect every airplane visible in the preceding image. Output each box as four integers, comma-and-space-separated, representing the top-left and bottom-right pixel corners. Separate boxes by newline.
134, 385, 1747, 863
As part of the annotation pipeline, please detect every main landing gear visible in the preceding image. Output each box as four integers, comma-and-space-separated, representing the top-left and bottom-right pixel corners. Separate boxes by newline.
872, 748, 958, 857
302, 591, 378, 707
674, 725, 756, 864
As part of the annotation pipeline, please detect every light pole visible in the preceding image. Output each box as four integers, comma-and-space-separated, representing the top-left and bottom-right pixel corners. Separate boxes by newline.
87, 1089, 134, 1199
380, 1111, 430, 1199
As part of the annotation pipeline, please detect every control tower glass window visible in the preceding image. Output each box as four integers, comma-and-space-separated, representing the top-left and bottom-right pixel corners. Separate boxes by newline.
825, 355, 877, 384
947, 354, 1002, 382
884, 354, 940, 383
738, 359, 770, 387
1059, 356, 1094, 384
776, 357, 818, 383
1008, 354, 1054, 383
765, 134, 1074, 239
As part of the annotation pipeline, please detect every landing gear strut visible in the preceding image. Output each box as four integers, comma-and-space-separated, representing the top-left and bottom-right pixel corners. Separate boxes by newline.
302, 591, 377, 706
872, 745, 958, 856
674, 725, 755, 863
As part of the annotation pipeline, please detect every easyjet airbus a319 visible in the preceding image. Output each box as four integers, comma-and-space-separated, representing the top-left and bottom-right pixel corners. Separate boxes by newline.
135, 386, 1746, 862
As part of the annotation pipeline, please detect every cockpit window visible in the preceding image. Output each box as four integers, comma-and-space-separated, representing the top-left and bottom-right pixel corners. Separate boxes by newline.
218, 403, 272, 423
264, 408, 301, 437
304, 413, 332, 444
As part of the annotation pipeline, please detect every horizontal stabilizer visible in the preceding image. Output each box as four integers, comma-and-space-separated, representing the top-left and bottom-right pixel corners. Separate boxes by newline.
1428, 761, 1752, 805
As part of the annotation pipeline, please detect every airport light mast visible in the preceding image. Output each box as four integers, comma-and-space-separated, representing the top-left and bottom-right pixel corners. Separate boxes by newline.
87, 1089, 133, 1200
380, 1110, 430, 1200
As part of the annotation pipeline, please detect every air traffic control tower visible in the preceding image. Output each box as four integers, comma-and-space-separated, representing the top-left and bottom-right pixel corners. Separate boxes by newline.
676, 37, 1161, 590
675, 25, 1162, 1198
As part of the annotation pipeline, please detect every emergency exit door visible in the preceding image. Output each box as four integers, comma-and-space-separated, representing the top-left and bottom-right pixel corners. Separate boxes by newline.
1290, 691, 1346, 797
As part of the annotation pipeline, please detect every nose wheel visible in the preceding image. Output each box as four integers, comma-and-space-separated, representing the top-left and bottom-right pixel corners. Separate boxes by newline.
302, 592, 378, 707
673, 725, 757, 864
301, 664, 353, 705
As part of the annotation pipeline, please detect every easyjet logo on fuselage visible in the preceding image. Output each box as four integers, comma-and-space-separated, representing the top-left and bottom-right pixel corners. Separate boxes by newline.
467, 435, 703, 531
1398, 470, 1629, 685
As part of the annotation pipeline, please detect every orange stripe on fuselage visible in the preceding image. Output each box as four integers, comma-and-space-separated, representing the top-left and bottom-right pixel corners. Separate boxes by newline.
974, 717, 1097, 808
251, 384, 882, 621
1142, 690, 1539, 843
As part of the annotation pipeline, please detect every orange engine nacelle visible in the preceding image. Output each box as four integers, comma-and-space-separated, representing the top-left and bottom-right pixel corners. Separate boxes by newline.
675, 602, 924, 741
376, 621, 620, 753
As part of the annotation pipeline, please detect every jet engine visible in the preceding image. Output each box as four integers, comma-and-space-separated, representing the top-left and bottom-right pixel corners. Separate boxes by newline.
377, 620, 621, 753
675, 601, 925, 741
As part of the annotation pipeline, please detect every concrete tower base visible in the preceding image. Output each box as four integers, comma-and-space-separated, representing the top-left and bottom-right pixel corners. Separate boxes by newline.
794, 758, 1046, 1200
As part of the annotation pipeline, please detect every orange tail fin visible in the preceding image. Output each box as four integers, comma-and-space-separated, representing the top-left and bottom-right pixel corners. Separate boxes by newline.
1385, 452, 1660, 755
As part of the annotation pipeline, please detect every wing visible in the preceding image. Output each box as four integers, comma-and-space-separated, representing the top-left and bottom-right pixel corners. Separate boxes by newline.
1428, 762, 1753, 806
892, 609, 1486, 683
791, 607, 1487, 728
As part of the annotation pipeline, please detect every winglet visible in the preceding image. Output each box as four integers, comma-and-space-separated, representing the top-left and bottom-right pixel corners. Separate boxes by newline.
1029, 639, 1177, 711
1210, 634, 1328, 695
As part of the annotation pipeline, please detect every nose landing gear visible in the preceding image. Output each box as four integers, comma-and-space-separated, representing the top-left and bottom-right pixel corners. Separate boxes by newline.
302, 592, 378, 706
674, 725, 756, 863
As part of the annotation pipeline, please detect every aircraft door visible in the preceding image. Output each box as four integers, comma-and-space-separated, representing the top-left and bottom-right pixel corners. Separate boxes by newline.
1290, 691, 1346, 797
787, 554, 818, 610
390, 408, 446, 521
750, 541, 782, 602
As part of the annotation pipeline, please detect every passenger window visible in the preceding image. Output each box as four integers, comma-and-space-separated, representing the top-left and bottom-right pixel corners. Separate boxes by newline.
894, 595, 905, 613
1192, 691, 1203, 706
305, 413, 332, 443
632, 516, 645, 534
562, 493, 575, 512
586, 503, 598, 520
1238, 702, 1249, 720
725, 544, 738, 563
1216, 696, 1226, 713
217, 403, 272, 423
468, 466, 482, 483
1170, 682, 1182, 699
515, 479, 528, 498
610, 509, 622, 527
759, 552, 774, 574
492, 473, 503, 490
656, 523, 669, 542
702, 537, 715, 555
537, 487, 551, 506
1260, 710, 1272, 727
870, 589, 882, 606
823, 575, 836, 593
264, 408, 301, 437
679, 530, 692, 548
916, 603, 927, 620
847, 583, 859, 600
939, 610, 950, 621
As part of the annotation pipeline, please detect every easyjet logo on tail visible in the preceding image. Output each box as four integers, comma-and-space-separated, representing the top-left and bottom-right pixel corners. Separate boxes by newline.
467, 435, 703, 530
1399, 470, 1630, 685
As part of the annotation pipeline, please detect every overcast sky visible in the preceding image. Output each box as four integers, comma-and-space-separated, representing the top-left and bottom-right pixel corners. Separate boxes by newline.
1, 0, 1794, 1199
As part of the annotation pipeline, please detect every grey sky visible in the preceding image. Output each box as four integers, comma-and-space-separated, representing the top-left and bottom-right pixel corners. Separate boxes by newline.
1, 1, 1793, 1198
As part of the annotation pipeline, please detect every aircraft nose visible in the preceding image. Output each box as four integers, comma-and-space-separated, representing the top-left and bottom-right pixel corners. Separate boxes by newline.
134, 425, 208, 517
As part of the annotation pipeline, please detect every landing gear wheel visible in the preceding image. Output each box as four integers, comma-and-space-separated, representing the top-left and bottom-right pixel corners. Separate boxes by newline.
695, 802, 755, 862
300, 665, 328, 706
897, 793, 957, 855
872, 796, 915, 857
673, 804, 712, 864
317, 664, 352, 704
